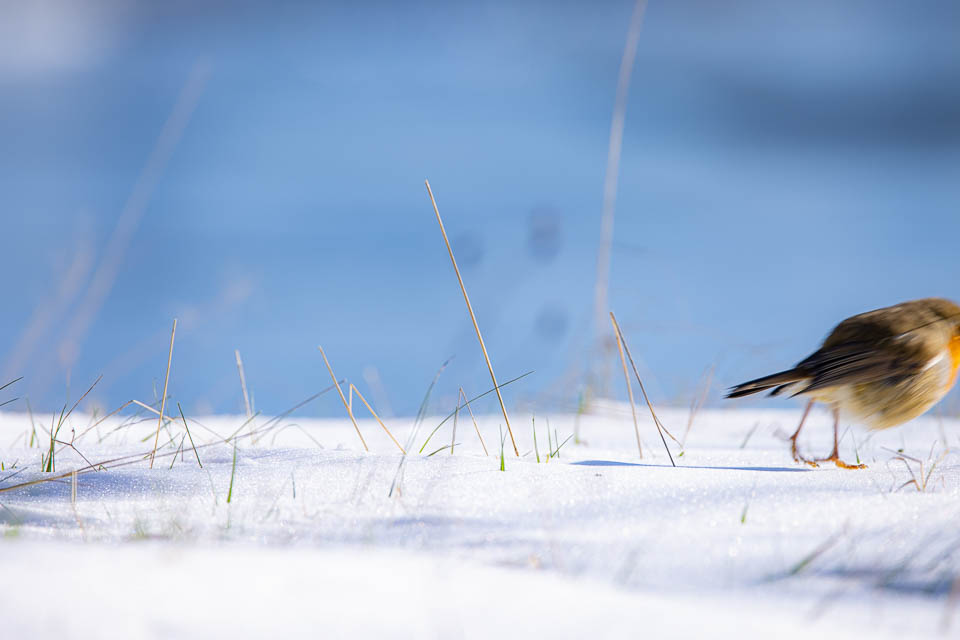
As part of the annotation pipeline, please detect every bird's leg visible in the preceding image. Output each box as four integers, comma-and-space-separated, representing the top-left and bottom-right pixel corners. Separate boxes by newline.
815, 408, 866, 470
787, 400, 818, 467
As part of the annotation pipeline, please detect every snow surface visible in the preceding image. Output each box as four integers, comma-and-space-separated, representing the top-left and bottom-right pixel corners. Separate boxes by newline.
1, 403, 959, 638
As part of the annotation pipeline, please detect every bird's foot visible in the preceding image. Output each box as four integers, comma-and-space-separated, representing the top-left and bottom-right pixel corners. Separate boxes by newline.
815, 452, 867, 470
789, 436, 820, 468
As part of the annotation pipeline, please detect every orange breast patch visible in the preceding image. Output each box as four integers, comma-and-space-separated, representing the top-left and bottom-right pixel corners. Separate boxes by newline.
948, 335, 960, 391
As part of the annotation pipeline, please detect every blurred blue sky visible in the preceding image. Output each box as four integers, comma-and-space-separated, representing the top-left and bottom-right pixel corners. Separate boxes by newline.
1, 0, 958, 417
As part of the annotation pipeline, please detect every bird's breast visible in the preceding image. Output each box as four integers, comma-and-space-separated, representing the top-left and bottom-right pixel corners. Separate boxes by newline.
949, 335, 960, 391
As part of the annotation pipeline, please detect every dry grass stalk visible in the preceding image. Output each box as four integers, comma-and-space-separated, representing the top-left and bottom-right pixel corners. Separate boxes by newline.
149, 318, 177, 468
177, 402, 202, 468
0, 377, 22, 395
317, 346, 368, 451
451, 394, 459, 455
64, 375, 103, 425
55, 63, 209, 380
46, 376, 103, 467
590, 0, 649, 395
168, 435, 186, 469
70, 400, 133, 444
425, 179, 518, 456
683, 366, 714, 446
460, 387, 488, 455
609, 312, 676, 467
610, 312, 642, 458
348, 383, 405, 454
417, 370, 532, 454
235, 349, 252, 418
0, 385, 342, 495
132, 399, 178, 424
883, 446, 948, 492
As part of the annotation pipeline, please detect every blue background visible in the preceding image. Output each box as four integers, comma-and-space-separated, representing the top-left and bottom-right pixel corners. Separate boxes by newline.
1, 0, 958, 417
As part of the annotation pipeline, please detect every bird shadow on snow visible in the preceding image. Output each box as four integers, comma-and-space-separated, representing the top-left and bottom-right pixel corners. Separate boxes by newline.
571, 460, 810, 473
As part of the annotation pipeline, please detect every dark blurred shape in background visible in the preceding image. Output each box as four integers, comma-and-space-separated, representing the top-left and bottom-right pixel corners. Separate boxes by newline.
452, 232, 484, 270
527, 206, 563, 264
535, 304, 569, 344
0, 0, 958, 416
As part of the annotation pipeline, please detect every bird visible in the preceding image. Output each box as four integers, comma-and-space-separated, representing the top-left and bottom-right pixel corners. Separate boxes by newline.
726, 298, 960, 468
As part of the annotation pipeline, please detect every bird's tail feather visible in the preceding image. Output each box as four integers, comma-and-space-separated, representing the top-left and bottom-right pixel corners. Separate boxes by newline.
726, 369, 807, 399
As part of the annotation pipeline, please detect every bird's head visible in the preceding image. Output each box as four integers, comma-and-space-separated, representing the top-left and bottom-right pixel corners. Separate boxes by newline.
921, 298, 960, 334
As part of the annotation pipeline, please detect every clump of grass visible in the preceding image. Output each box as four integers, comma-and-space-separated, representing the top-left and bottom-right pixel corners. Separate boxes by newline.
1, 384, 343, 495
883, 445, 949, 493
548, 429, 573, 460
499, 425, 506, 472
42, 411, 60, 473
418, 371, 532, 454
43, 375, 102, 473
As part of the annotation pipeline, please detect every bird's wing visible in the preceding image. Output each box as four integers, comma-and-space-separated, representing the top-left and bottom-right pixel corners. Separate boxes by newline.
794, 329, 943, 395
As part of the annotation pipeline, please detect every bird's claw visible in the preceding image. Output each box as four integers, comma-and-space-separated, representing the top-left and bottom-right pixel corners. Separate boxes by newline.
789, 437, 820, 467
817, 455, 867, 470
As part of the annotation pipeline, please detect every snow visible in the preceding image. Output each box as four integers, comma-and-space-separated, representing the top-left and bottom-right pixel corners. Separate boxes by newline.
1, 403, 958, 638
